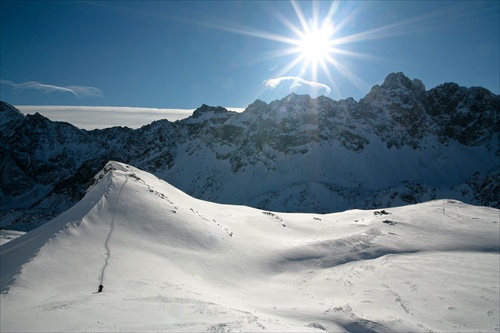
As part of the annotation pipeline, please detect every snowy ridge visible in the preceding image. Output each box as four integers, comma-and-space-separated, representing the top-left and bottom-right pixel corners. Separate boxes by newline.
1, 161, 499, 332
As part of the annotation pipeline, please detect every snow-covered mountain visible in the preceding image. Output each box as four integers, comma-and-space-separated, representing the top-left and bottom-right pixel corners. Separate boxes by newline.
1, 161, 499, 332
1, 72, 499, 231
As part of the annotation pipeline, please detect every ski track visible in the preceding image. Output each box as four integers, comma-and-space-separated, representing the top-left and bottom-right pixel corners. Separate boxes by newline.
99, 173, 128, 286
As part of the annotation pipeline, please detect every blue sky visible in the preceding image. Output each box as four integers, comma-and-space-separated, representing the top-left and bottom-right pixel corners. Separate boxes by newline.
1, 1, 499, 109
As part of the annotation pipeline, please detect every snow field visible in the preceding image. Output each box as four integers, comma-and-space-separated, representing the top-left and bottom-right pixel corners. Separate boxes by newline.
1, 161, 499, 332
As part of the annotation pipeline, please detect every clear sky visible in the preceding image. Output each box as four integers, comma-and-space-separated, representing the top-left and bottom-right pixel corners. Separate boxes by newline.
1, 1, 499, 109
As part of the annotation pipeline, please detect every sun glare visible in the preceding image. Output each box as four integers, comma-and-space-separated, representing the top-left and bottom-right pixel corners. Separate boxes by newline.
262, 1, 372, 94
297, 19, 334, 63
207, 0, 452, 97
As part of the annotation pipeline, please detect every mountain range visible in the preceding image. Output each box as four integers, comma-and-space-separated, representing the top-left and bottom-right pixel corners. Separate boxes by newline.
1, 72, 499, 231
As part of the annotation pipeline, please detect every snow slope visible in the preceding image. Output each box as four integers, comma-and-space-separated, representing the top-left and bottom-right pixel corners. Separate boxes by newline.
0, 230, 24, 245
1, 161, 499, 332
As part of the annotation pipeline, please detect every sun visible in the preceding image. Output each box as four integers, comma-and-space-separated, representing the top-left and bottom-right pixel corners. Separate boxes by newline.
259, 0, 365, 93
260, 0, 393, 96
297, 20, 334, 64
291, 14, 338, 84
206, 1, 395, 96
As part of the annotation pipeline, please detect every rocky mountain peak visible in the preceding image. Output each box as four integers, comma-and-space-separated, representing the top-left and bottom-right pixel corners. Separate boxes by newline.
274, 93, 314, 107
244, 94, 316, 118
0, 101, 24, 126
191, 104, 229, 118
0, 101, 21, 113
381, 72, 425, 93
363, 73, 426, 106
425, 82, 499, 148
185, 104, 236, 125
244, 99, 270, 115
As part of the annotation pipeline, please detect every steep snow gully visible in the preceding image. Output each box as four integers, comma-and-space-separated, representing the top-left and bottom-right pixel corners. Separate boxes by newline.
98, 172, 128, 289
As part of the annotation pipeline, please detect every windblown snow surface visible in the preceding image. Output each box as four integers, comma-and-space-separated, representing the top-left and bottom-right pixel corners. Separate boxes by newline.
1, 161, 499, 332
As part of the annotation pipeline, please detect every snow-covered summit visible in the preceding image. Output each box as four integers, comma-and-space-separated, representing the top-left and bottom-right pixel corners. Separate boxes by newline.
1, 161, 499, 332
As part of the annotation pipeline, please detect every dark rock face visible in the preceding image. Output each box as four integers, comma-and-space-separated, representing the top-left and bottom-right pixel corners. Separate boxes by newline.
1, 73, 499, 231
425, 84, 500, 147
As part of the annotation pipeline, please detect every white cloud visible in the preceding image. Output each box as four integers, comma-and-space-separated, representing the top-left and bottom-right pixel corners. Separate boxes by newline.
16, 105, 245, 130
65, 86, 104, 98
264, 76, 331, 95
1, 80, 103, 99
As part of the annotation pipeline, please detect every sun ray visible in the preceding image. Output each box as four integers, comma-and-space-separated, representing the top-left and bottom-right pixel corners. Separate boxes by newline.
290, 1, 312, 36
274, 54, 308, 78
330, 48, 387, 63
319, 58, 335, 86
331, 60, 370, 94
297, 59, 311, 82
198, 20, 299, 45
329, 4, 474, 47
270, 8, 306, 41
325, 1, 340, 22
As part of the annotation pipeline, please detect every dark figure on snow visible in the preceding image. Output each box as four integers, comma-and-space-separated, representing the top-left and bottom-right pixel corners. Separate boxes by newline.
98, 285, 103, 293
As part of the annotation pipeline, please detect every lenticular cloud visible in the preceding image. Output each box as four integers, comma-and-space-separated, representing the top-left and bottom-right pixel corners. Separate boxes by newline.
264, 76, 331, 95
0, 79, 103, 99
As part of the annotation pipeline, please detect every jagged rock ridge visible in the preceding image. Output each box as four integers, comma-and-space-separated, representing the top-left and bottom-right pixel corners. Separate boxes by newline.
1, 72, 499, 230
